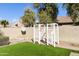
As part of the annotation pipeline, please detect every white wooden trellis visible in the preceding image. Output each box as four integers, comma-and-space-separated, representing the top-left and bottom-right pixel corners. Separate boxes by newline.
33, 23, 59, 47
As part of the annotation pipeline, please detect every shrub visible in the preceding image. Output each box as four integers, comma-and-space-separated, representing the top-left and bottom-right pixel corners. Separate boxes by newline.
0, 30, 3, 36
0, 36, 9, 40
0, 36, 9, 46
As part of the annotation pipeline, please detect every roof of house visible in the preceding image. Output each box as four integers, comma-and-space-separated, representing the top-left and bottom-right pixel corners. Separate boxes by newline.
57, 16, 73, 23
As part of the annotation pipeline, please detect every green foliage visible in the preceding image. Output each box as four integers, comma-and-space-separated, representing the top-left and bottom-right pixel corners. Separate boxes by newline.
0, 42, 70, 56
34, 3, 58, 24
0, 30, 3, 36
0, 20, 9, 27
0, 36, 9, 46
39, 10, 53, 24
0, 36, 9, 41
34, 3, 40, 8
44, 3, 58, 20
21, 9, 35, 27
63, 3, 79, 25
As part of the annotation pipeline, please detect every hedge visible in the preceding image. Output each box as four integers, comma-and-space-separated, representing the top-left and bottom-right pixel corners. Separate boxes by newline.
0, 36, 9, 46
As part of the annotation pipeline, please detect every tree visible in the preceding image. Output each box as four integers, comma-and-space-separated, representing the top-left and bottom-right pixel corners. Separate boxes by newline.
34, 3, 58, 24
0, 20, 9, 27
34, 3, 40, 8
63, 3, 79, 25
38, 10, 53, 24
21, 8, 35, 27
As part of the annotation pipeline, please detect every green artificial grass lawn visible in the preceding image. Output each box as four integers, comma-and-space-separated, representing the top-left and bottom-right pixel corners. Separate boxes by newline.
0, 42, 71, 56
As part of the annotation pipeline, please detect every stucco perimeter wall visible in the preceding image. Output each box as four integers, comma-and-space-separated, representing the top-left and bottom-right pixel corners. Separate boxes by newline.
59, 25, 79, 44
0, 27, 33, 41
0, 25, 79, 44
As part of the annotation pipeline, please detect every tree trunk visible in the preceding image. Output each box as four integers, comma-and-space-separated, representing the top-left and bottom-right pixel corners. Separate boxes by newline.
73, 20, 76, 26
4, 24, 6, 28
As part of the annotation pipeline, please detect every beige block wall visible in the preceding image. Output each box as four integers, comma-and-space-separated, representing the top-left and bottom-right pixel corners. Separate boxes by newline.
0, 27, 33, 41
59, 25, 79, 44
0, 25, 79, 44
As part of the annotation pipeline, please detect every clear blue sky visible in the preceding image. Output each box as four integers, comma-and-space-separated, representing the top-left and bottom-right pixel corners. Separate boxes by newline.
0, 3, 67, 23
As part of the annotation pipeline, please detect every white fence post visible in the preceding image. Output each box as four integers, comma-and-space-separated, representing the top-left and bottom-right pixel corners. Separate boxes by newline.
56, 23, 59, 44
46, 24, 49, 45
33, 24, 35, 43
53, 23, 56, 47
38, 24, 40, 44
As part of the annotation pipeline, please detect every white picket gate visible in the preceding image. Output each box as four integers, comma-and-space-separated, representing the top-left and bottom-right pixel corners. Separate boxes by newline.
33, 23, 59, 47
